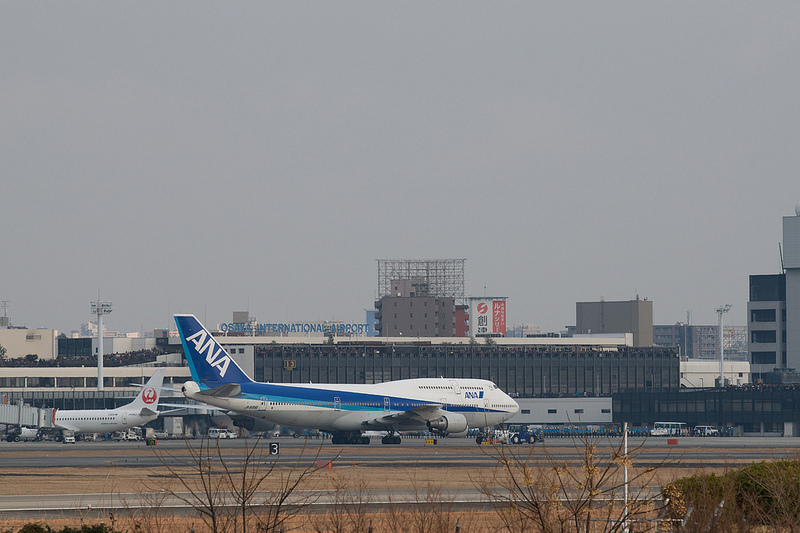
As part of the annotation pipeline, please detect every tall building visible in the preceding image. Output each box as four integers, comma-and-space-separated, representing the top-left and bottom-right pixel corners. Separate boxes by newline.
654, 324, 747, 360
783, 209, 800, 371
374, 259, 465, 337
374, 293, 456, 336
748, 274, 786, 380
747, 207, 800, 383
575, 299, 653, 347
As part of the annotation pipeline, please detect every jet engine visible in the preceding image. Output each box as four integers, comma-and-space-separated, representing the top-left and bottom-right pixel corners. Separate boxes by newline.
181, 381, 201, 395
426, 412, 468, 435
229, 414, 276, 433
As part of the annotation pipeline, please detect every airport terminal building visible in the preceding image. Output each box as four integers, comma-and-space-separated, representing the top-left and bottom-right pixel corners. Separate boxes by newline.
2, 325, 800, 436
5, 212, 800, 437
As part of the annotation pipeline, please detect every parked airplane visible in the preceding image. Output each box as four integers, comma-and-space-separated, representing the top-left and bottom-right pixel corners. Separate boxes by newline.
50, 368, 165, 438
175, 314, 519, 444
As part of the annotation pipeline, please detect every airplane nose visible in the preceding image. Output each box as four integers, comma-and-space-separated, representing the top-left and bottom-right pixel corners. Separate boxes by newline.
506, 394, 520, 413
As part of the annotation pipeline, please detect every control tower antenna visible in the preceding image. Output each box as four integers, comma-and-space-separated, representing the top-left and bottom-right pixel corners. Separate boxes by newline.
90, 298, 113, 391
715, 304, 732, 387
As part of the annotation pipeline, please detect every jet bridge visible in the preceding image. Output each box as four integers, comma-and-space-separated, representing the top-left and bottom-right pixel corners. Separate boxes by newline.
0, 400, 56, 439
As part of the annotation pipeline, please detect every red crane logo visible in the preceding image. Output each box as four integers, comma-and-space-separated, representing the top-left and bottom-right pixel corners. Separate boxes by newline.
142, 387, 157, 404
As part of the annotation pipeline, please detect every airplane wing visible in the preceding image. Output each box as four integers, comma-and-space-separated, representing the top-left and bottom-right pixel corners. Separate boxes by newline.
361, 405, 446, 430
54, 421, 81, 432
157, 407, 202, 416
159, 402, 227, 412
197, 383, 242, 398
131, 383, 184, 393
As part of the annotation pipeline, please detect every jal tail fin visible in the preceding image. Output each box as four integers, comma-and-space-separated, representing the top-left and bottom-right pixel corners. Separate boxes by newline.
174, 314, 254, 387
127, 368, 165, 413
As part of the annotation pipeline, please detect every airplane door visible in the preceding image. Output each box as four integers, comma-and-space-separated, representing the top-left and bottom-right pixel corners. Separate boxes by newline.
441, 398, 448, 411
259, 396, 268, 412
450, 380, 461, 394
334, 397, 341, 411
384, 397, 390, 411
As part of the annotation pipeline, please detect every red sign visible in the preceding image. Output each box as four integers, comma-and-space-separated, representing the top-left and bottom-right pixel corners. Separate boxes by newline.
477, 302, 488, 315
141, 387, 157, 405
492, 300, 506, 335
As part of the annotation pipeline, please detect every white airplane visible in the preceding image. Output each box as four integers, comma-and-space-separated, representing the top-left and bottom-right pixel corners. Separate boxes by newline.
51, 369, 165, 436
175, 314, 519, 445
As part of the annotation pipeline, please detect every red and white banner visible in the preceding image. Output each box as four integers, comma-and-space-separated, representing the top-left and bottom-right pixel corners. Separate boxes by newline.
470, 298, 507, 336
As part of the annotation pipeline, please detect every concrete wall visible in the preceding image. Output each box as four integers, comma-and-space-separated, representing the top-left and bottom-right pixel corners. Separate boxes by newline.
0, 328, 58, 360
91, 336, 157, 356
680, 359, 751, 388
576, 299, 653, 346
505, 397, 613, 425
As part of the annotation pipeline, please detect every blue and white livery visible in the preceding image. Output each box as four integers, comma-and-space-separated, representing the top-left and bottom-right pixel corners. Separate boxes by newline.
175, 314, 519, 445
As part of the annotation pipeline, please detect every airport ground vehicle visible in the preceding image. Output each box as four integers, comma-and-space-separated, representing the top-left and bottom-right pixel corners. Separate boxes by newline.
693, 425, 719, 436
113, 429, 143, 441
4, 426, 39, 442
474, 425, 543, 445
505, 424, 543, 444
208, 428, 238, 439
651, 421, 688, 436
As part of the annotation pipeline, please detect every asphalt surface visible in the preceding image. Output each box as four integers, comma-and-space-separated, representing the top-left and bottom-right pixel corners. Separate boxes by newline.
0, 435, 798, 519
1, 434, 797, 468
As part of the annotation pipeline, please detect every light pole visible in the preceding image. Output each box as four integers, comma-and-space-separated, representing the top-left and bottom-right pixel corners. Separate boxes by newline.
91, 300, 112, 391
716, 304, 731, 387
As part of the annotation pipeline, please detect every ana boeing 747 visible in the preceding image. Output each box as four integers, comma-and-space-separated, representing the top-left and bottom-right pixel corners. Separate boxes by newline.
175, 314, 519, 444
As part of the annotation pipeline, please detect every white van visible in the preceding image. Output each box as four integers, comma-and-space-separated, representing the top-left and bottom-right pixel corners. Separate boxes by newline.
208, 428, 237, 439
693, 425, 719, 437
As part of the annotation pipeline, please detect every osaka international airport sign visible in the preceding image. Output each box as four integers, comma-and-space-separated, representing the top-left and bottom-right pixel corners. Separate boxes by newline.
219, 322, 372, 336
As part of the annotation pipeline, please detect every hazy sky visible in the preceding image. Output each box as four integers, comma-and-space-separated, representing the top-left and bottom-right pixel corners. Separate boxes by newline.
2, 3, 799, 335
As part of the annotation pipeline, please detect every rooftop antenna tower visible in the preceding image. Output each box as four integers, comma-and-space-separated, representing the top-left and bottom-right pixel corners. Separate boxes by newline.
716, 304, 731, 387
376, 259, 466, 302
91, 298, 113, 391
0, 301, 8, 328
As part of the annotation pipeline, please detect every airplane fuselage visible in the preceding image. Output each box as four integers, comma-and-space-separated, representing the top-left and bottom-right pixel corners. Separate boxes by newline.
54, 409, 158, 434
183, 377, 517, 433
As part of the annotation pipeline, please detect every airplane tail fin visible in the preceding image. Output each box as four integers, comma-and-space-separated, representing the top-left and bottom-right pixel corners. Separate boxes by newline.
127, 368, 165, 413
174, 314, 254, 387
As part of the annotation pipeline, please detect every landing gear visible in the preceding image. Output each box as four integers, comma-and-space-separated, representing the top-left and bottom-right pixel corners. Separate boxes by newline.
475, 432, 491, 445
381, 433, 401, 445
331, 432, 370, 445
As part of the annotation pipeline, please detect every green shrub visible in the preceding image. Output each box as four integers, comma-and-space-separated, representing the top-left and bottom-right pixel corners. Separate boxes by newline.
662, 459, 800, 530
